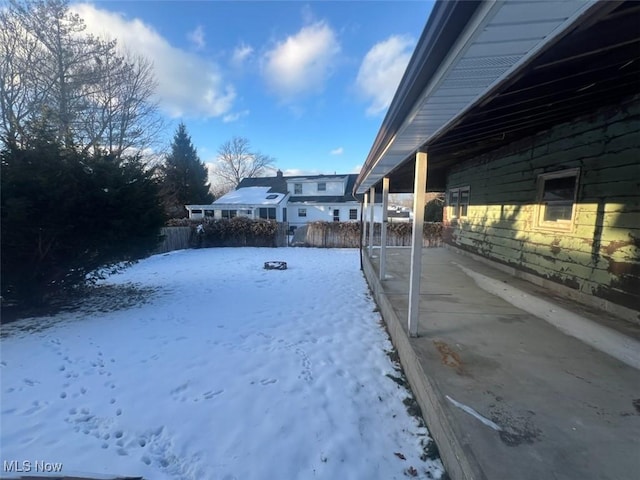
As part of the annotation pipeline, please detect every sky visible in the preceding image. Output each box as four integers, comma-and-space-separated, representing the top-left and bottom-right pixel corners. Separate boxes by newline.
69, 1, 434, 180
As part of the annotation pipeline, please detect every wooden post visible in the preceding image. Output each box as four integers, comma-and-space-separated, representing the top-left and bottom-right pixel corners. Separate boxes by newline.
380, 177, 389, 281
368, 187, 375, 257
362, 192, 369, 253
408, 151, 427, 337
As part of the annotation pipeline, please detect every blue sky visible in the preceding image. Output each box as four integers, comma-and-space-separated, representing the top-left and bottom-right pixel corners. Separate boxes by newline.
71, 1, 434, 180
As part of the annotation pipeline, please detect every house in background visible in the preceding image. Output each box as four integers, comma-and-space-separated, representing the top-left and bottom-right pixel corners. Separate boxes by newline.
187, 170, 402, 230
185, 186, 288, 222
285, 174, 362, 229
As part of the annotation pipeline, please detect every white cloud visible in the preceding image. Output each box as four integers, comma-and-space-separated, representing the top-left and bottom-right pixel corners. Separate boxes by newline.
72, 4, 235, 119
263, 21, 340, 101
223, 110, 250, 123
351, 164, 362, 174
232, 43, 254, 66
188, 25, 205, 50
356, 35, 414, 116
330, 147, 344, 155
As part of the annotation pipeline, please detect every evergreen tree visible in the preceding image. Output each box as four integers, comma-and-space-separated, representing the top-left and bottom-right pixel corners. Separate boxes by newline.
1, 130, 166, 310
159, 123, 213, 218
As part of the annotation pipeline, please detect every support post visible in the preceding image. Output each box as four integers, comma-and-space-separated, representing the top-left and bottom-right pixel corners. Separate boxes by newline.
368, 186, 375, 257
408, 151, 428, 337
362, 192, 369, 253
379, 177, 389, 281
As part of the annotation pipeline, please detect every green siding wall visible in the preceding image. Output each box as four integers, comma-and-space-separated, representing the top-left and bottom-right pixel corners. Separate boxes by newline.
444, 96, 640, 312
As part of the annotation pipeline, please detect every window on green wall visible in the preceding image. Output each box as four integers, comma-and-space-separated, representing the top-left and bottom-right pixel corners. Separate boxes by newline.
536, 168, 579, 230
448, 187, 469, 219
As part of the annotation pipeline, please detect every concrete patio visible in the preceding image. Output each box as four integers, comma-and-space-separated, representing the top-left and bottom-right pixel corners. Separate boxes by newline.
363, 246, 640, 480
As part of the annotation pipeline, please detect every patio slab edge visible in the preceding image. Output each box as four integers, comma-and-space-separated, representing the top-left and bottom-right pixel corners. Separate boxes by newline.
362, 253, 484, 480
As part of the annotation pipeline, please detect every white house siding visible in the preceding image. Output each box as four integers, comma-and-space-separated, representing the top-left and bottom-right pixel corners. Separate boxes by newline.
289, 203, 361, 228
186, 205, 286, 222
286, 179, 347, 196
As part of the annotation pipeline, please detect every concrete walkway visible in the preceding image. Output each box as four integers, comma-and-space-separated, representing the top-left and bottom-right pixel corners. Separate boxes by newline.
363, 247, 640, 480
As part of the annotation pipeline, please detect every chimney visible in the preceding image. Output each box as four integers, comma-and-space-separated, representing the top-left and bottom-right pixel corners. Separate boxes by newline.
276, 169, 283, 178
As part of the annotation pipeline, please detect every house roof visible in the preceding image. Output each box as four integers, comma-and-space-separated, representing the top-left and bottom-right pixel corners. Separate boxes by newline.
236, 173, 364, 203
288, 175, 350, 183
212, 187, 287, 206
237, 176, 288, 194
355, 0, 640, 193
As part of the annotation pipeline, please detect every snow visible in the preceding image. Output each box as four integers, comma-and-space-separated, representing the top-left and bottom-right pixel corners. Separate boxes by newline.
213, 187, 286, 205
1, 248, 444, 480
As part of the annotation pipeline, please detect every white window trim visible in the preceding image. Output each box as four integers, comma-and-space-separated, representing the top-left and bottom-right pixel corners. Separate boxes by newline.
317, 182, 327, 192
535, 168, 580, 232
298, 208, 307, 217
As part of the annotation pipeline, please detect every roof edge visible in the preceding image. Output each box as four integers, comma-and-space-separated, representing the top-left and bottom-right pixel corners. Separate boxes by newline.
354, 0, 481, 194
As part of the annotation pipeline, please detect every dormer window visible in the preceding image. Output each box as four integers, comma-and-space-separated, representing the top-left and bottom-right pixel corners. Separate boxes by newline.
294, 183, 302, 195
317, 182, 326, 192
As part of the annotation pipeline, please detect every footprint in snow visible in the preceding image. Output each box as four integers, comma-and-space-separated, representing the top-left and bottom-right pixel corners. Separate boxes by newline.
202, 390, 224, 400
22, 400, 49, 416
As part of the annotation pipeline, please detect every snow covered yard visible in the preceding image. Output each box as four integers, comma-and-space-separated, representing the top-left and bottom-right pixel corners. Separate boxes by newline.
1, 248, 444, 480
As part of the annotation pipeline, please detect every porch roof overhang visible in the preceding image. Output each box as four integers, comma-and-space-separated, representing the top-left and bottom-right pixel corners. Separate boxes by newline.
354, 0, 640, 194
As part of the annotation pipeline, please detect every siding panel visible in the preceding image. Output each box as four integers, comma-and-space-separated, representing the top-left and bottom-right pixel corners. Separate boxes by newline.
445, 96, 640, 312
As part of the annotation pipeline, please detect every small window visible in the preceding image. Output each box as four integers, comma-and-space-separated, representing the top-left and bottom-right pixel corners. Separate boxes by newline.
318, 182, 326, 192
459, 189, 469, 217
221, 210, 237, 219
294, 183, 302, 195
191, 209, 203, 214
448, 187, 469, 219
449, 190, 459, 218
266, 194, 278, 200
537, 169, 579, 229
333, 209, 340, 222
204, 210, 215, 217
259, 207, 276, 220
298, 208, 307, 217
349, 208, 358, 220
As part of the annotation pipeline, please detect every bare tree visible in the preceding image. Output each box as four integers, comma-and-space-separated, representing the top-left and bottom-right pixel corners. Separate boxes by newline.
213, 136, 276, 189
0, 4, 51, 147
0, 0, 163, 156
5, 0, 113, 148
82, 51, 164, 158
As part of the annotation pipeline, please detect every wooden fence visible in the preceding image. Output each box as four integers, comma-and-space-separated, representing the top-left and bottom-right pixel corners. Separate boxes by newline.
155, 222, 441, 252
156, 226, 192, 254
155, 223, 288, 253
298, 222, 443, 248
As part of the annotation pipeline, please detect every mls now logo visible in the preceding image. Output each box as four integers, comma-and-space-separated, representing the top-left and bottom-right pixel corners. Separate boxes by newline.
3, 460, 64, 473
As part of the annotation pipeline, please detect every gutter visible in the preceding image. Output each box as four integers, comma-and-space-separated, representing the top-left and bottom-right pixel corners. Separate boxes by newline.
354, 0, 481, 195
